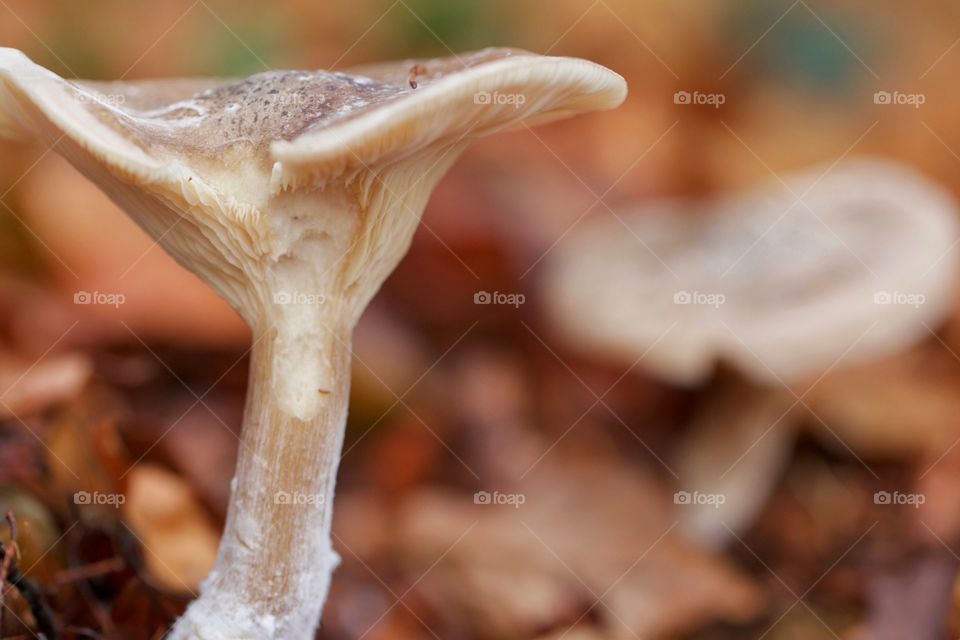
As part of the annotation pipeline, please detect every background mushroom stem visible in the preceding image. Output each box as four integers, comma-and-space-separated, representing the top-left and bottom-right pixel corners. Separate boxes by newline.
169, 317, 353, 640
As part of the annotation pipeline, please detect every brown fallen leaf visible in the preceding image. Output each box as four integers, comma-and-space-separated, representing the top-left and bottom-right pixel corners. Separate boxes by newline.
45, 394, 130, 526
446, 348, 544, 483
0, 351, 92, 420
804, 346, 960, 459
917, 451, 960, 545
122, 463, 218, 594
350, 305, 431, 424
120, 393, 242, 520
534, 626, 608, 640
397, 437, 763, 639
0, 423, 44, 490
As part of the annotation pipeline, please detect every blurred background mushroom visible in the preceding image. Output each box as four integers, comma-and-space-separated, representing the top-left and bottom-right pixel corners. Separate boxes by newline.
543, 158, 960, 546
4, 0, 960, 639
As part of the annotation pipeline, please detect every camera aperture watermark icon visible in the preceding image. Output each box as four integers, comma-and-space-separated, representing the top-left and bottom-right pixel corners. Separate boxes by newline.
873, 90, 925, 109
474, 90, 526, 109
673, 90, 725, 109
874, 490, 925, 508
273, 290, 327, 306
673, 290, 725, 309
474, 490, 526, 508
274, 490, 325, 506
674, 490, 726, 509
74, 290, 126, 308
74, 490, 125, 508
474, 290, 525, 308
874, 290, 925, 308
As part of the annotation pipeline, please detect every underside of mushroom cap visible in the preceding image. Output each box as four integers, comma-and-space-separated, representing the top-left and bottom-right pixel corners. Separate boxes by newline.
0, 47, 626, 219
544, 158, 960, 386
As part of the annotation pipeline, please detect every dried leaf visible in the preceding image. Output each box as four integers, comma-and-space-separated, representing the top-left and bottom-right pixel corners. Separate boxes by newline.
122, 463, 218, 594
0, 351, 92, 420
804, 347, 960, 459
398, 440, 763, 639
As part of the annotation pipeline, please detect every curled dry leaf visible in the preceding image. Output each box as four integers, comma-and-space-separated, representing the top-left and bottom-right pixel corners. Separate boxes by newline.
122, 463, 218, 594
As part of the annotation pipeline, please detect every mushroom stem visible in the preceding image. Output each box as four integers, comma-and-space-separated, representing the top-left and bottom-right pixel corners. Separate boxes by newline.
170, 146, 467, 639
169, 317, 352, 640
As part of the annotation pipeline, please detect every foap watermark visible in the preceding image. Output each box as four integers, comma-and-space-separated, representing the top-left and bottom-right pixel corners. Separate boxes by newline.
274, 490, 325, 506
874, 490, 925, 508
74, 490, 125, 508
474, 90, 526, 108
474, 290, 525, 308
75, 92, 127, 108
673, 90, 725, 108
273, 290, 327, 306
474, 490, 526, 508
673, 290, 725, 308
874, 290, 925, 308
74, 290, 126, 308
674, 490, 726, 509
873, 90, 925, 109
274, 92, 312, 108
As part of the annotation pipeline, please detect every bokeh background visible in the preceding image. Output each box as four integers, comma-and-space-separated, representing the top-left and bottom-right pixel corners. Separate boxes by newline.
3, 0, 960, 638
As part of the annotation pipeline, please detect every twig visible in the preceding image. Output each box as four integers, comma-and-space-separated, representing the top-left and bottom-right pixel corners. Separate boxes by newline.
0, 542, 60, 640
0, 511, 18, 632
62, 626, 103, 639
52, 557, 125, 586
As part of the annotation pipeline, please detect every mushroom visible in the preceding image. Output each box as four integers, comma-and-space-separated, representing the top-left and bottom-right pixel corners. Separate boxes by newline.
543, 158, 959, 546
0, 47, 626, 638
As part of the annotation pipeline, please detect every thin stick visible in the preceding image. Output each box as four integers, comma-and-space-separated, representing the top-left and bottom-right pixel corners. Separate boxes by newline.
0, 542, 60, 640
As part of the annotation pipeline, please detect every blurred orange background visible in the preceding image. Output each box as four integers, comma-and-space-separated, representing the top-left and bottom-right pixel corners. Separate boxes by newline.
3, 1, 960, 639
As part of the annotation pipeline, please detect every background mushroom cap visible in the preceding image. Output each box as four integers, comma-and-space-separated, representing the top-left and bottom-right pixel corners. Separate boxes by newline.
544, 158, 960, 386
0, 47, 626, 216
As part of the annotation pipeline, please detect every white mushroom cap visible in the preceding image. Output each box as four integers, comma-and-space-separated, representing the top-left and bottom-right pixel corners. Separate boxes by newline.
544, 158, 960, 386
0, 47, 626, 320
0, 47, 625, 195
